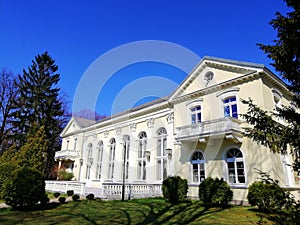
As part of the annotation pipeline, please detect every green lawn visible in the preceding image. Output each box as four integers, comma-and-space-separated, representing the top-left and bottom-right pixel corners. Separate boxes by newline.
0, 198, 287, 224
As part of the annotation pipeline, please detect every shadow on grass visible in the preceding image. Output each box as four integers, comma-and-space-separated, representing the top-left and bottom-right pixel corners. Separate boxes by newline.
248, 208, 299, 225
135, 200, 227, 225
8, 202, 62, 211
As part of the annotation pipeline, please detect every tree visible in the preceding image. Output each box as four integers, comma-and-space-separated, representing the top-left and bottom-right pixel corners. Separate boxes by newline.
241, 0, 300, 171
72, 109, 106, 122
0, 70, 19, 154
12, 52, 65, 178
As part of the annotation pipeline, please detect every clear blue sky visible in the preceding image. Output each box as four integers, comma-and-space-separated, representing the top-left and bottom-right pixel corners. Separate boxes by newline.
0, 0, 290, 116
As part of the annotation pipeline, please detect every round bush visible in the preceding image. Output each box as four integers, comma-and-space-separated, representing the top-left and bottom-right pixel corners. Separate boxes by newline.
198, 177, 233, 207
162, 176, 188, 204
247, 181, 287, 212
72, 194, 80, 201
58, 196, 66, 203
86, 193, 95, 200
66, 190, 74, 196
2, 167, 46, 209
54, 192, 60, 198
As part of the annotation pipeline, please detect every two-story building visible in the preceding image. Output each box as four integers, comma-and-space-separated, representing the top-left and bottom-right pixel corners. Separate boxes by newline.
49, 56, 300, 203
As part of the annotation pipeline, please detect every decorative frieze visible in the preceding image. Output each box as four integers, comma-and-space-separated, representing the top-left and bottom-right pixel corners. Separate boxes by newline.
130, 123, 137, 132
147, 118, 154, 128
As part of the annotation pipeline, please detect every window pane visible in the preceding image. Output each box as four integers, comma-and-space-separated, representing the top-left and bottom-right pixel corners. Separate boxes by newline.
191, 114, 196, 124
224, 105, 230, 117
232, 104, 238, 118
197, 112, 201, 123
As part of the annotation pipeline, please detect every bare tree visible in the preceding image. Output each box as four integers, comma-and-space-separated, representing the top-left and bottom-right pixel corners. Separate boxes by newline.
0, 69, 19, 154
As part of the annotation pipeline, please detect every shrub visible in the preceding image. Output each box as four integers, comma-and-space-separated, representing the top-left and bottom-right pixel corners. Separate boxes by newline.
66, 190, 74, 196
247, 181, 288, 212
162, 176, 188, 204
198, 177, 233, 207
58, 196, 66, 203
2, 167, 46, 209
54, 192, 60, 198
40, 194, 50, 205
72, 194, 80, 201
57, 169, 73, 181
86, 193, 95, 200
0, 162, 18, 198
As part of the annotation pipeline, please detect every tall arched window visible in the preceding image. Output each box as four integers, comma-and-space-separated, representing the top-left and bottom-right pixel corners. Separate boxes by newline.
226, 148, 245, 184
96, 141, 103, 179
137, 132, 147, 180
85, 143, 93, 179
191, 151, 205, 183
156, 128, 167, 180
122, 135, 130, 180
108, 138, 116, 180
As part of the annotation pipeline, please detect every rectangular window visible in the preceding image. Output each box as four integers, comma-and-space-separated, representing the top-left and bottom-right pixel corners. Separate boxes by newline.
223, 97, 238, 119
191, 106, 201, 124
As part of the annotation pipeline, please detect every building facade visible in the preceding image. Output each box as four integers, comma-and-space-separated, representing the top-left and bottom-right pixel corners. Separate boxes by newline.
51, 56, 300, 203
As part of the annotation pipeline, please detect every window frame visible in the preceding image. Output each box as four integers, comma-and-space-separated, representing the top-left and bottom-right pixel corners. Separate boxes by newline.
137, 132, 147, 180
190, 151, 206, 183
225, 148, 246, 185
108, 138, 116, 180
156, 128, 167, 181
96, 141, 104, 180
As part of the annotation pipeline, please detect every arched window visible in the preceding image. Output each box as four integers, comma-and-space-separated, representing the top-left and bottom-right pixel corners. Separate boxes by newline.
85, 143, 93, 179
122, 135, 130, 180
96, 141, 103, 179
156, 128, 167, 180
191, 151, 205, 183
226, 148, 245, 184
137, 132, 147, 180
108, 138, 116, 180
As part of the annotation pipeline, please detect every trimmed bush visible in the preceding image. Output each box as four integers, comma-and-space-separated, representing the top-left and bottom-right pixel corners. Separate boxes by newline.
162, 176, 188, 204
57, 169, 73, 181
54, 192, 60, 198
86, 193, 95, 200
2, 167, 46, 209
66, 190, 74, 196
247, 181, 287, 212
0, 162, 18, 198
72, 194, 80, 201
58, 196, 66, 203
198, 177, 233, 207
40, 194, 50, 205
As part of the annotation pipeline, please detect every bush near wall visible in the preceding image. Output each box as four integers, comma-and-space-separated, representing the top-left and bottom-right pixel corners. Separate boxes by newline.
247, 181, 289, 212
162, 176, 188, 204
198, 177, 233, 208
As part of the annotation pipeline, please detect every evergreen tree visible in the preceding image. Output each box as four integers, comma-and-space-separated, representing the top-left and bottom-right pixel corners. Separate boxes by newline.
242, 0, 300, 170
12, 52, 65, 177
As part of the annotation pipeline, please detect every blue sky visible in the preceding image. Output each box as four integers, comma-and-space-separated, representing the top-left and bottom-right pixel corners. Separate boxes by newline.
0, 0, 290, 116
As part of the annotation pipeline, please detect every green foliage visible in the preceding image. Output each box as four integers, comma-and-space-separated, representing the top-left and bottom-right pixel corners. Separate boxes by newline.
57, 169, 73, 181
162, 176, 188, 204
12, 52, 66, 178
66, 190, 74, 196
2, 167, 46, 209
242, 0, 300, 171
0, 162, 18, 198
198, 177, 233, 207
72, 194, 80, 201
58, 196, 66, 203
54, 192, 60, 198
247, 181, 288, 212
86, 193, 94, 200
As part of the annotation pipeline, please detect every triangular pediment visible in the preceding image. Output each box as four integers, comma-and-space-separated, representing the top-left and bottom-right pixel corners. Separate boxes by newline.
169, 56, 264, 102
60, 116, 95, 137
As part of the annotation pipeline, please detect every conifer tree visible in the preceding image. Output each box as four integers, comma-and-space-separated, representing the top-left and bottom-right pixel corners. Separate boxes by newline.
242, 0, 300, 170
12, 52, 65, 177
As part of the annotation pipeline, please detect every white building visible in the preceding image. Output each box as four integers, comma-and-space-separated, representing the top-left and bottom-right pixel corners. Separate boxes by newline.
49, 56, 300, 203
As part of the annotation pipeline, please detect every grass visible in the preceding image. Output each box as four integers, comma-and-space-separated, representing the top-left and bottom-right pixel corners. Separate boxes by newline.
0, 198, 289, 224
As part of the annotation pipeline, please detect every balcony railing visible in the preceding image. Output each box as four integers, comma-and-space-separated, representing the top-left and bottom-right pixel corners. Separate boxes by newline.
55, 149, 77, 160
176, 117, 243, 141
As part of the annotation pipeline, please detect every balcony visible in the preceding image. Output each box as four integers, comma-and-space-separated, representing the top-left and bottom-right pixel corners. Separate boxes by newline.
176, 117, 243, 142
55, 149, 77, 160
